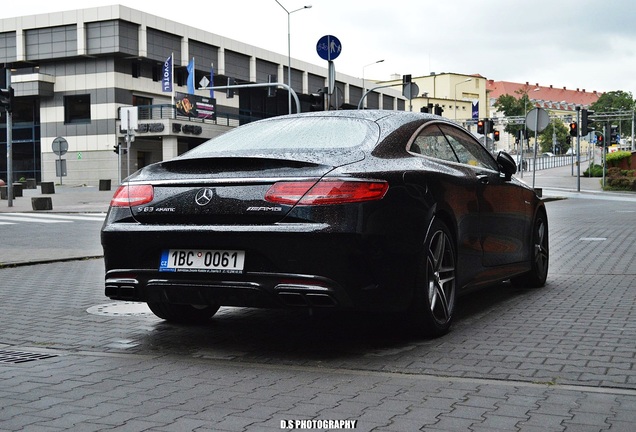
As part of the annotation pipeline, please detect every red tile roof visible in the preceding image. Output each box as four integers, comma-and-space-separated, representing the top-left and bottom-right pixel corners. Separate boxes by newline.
487, 80, 601, 109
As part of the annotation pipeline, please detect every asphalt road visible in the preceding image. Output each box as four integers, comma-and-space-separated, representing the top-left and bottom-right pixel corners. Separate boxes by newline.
1, 192, 635, 431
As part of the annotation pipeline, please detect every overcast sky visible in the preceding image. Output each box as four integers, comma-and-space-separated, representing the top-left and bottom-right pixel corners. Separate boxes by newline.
4, 0, 636, 97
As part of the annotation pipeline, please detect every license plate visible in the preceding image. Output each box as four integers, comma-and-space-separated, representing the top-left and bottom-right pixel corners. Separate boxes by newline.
159, 249, 245, 273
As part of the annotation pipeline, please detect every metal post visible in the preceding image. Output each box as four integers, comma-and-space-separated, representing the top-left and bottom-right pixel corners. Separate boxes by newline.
632, 109, 636, 151
576, 107, 581, 192
603, 122, 609, 189
5, 69, 12, 207
532, 113, 539, 189
275, 2, 311, 115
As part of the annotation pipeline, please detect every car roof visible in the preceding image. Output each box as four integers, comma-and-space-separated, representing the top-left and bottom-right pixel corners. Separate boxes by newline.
274, 109, 441, 124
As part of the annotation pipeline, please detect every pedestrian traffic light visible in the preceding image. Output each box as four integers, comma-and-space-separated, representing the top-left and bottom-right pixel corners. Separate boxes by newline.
0, 86, 14, 112
477, 120, 485, 134
493, 130, 500, 141
569, 122, 578, 137
581, 109, 594, 135
610, 125, 619, 143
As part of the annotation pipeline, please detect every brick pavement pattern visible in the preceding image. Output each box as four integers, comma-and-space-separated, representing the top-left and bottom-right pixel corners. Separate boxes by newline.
1, 173, 636, 431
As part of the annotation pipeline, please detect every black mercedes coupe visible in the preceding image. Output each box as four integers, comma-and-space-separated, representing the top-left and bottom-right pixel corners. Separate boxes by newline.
101, 110, 548, 337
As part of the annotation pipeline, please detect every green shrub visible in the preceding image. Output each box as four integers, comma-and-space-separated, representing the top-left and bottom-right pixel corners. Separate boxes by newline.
584, 163, 605, 177
606, 151, 632, 168
607, 176, 636, 191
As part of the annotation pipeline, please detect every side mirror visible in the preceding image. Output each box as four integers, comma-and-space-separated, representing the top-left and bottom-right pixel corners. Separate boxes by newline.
496, 151, 517, 180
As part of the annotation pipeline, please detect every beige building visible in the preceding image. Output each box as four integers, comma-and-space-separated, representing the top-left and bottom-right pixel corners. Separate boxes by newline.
374, 72, 489, 123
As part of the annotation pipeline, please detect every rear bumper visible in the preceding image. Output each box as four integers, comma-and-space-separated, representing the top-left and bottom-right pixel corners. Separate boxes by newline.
105, 270, 352, 308
102, 223, 422, 312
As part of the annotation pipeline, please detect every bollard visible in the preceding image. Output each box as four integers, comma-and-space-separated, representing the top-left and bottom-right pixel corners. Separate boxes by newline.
26, 178, 37, 189
99, 179, 112, 191
12, 183, 23, 198
31, 197, 53, 211
40, 182, 56, 194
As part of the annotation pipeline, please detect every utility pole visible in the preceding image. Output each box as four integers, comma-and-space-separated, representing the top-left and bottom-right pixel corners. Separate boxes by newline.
3, 69, 13, 207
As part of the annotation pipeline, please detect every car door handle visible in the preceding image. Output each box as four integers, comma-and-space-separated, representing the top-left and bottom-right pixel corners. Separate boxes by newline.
477, 174, 489, 184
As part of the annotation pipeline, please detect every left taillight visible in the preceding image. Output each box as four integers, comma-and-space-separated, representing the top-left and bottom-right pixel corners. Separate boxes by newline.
265, 180, 388, 206
109, 184, 154, 207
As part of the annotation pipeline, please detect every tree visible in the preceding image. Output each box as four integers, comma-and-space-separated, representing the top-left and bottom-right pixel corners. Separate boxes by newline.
589, 90, 635, 134
538, 120, 570, 154
494, 90, 536, 141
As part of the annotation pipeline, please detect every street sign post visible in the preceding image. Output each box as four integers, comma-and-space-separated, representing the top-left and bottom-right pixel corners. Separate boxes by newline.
316, 35, 342, 61
526, 108, 550, 189
317, 35, 342, 111
52, 137, 68, 186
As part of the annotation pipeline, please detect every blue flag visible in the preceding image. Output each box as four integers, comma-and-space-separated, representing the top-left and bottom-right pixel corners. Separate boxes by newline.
187, 58, 195, 95
162, 55, 172, 93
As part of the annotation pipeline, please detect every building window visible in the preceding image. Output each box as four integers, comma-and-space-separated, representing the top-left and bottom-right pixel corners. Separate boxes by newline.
64, 95, 91, 124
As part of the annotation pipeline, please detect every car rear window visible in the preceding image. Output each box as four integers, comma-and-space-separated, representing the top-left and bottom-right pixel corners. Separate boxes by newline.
184, 117, 378, 157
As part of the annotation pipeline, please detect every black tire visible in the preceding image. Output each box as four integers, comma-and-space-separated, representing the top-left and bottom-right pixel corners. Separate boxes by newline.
147, 302, 220, 324
408, 219, 457, 338
512, 210, 549, 288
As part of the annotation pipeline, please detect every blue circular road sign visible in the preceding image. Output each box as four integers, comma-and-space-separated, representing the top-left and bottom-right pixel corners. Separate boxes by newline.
316, 35, 342, 61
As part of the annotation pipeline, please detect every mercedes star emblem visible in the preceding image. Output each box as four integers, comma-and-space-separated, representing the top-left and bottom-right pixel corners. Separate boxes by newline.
195, 188, 214, 206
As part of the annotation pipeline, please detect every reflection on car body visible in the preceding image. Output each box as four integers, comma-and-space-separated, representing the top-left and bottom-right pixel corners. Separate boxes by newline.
101, 110, 548, 338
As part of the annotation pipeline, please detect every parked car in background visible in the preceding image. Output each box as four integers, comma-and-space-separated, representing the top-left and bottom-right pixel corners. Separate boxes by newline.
101, 110, 549, 338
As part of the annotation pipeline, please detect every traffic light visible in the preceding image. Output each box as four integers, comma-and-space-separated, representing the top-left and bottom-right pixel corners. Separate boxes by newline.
516, 129, 527, 141
113, 144, 120, 154
493, 130, 500, 141
420, 106, 429, 113
309, 91, 325, 111
266, 74, 277, 97
434, 104, 443, 116
581, 109, 594, 135
477, 120, 485, 134
0, 86, 14, 112
566, 136, 571, 145
226, 77, 235, 98
569, 122, 578, 137
610, 125, 619, 144
596, 134, 604, 146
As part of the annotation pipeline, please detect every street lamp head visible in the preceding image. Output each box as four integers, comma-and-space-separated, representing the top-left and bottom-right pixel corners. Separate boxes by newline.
304, 5, 312, 9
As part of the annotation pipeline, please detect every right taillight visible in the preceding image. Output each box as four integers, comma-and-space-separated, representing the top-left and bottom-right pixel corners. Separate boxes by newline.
110, 184, 154, 207
265, 180, 388, 206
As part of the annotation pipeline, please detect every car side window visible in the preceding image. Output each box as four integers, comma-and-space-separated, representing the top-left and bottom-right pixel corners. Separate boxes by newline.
439, 125, 499, 171
410, 125, 459, 163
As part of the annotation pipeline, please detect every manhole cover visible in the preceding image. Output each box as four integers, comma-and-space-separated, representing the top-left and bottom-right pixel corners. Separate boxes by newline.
87, 302, 153, 317
0, 350, 57, 364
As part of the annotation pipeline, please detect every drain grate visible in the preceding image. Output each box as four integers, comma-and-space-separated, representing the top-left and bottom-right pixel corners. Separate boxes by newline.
0, 349, 58, 364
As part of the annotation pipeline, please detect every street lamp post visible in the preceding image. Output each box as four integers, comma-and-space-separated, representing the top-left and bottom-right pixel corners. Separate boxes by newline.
275, 1, 312, 114
362, 59, 384, 109
453, 78, 472, 120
